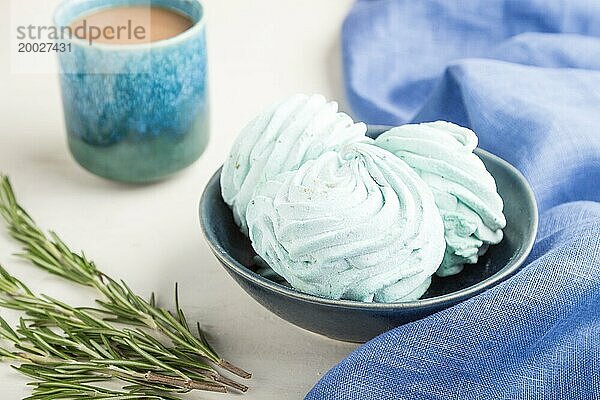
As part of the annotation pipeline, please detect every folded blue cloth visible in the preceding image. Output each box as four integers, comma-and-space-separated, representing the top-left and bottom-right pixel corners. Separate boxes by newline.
307, 1, 600, 398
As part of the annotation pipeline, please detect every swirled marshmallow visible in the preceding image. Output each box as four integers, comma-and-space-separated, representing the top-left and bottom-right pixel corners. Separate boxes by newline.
375, 121, 506, 276
246, 142, 445, 302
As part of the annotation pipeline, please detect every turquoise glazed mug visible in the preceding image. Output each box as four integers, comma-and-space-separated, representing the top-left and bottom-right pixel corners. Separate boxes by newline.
54, 0, 208, 183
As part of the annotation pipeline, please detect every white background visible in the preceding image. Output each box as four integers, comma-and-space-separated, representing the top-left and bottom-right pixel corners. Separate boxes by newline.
0, 0, 359, 398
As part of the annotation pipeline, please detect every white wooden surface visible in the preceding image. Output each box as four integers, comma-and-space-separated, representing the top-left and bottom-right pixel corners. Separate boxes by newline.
0, 1, 358, 398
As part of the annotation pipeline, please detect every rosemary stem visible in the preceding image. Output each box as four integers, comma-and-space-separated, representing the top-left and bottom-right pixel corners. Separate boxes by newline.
144, 372, 227, 393
218, 359, 253, 379
211, 372, 250, 392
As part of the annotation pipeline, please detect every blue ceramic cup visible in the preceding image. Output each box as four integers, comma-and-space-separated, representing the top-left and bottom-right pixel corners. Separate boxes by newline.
54, 0, 208, 182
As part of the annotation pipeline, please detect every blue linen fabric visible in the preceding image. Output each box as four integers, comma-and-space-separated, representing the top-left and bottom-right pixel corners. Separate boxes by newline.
307, 1, 600, 399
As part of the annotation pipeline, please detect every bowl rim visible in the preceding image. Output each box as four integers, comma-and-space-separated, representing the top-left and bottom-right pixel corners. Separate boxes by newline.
200, 147, 538, 310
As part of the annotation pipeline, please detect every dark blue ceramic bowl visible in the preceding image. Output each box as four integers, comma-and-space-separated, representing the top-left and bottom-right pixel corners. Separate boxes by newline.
200, 126, 538, 343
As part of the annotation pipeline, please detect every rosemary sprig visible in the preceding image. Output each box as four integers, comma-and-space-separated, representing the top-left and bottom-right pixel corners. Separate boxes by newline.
24, 379, 184, 400
0, 176, 251, 398
1, 332, 220, 400
0, 264, 231, 395
0, 175, 250, 380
